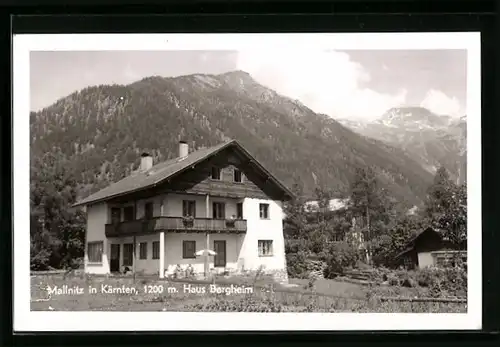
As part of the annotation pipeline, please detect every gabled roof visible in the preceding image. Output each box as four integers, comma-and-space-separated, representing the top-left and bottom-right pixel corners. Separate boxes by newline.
73, 139, 294, 207
393, 227, 439, 260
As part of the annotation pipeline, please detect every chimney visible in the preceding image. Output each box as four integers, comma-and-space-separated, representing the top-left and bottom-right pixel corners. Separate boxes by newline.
140, 152, 153, 171
178, 141, 189, 159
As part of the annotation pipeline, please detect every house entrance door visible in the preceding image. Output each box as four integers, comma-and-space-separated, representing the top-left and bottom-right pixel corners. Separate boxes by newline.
214, 240, 226, 268
110, 244, 120, 272
122, 243, 134, 271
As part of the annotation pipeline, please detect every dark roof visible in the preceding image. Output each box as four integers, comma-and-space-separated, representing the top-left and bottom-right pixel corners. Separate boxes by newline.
393, 227, 439, 260
73, 140, 293, 207
393, 247, 414, 260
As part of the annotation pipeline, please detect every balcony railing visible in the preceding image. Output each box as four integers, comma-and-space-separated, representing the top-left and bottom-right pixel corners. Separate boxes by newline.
105, 217, 247, 237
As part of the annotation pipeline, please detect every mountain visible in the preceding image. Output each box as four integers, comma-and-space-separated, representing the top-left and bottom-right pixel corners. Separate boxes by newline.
30, 71, 434, 207
338, 107, 467, 184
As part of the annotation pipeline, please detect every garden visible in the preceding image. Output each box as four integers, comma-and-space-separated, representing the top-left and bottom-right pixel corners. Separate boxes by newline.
30, 261, 466, 313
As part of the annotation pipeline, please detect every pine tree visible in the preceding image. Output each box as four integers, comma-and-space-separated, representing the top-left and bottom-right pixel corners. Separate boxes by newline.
425, 166, 455, 219
425, 167, 466, 248
348, 166, 394, 264
283, 180, 308, 241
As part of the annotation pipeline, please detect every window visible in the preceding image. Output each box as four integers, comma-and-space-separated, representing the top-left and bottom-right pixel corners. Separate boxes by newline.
435, 255, 448, 267
123, 206, 135, 221
182, 200, 196, 217
403, 256, 413, 269
87, 241, 104, 263
139, 242, 148, 259
211, 167, 221, 180
334, 232, 345, 242
233, 168, 243, 183
110, 207, 121, 224
236, 203, 243, 219
259, 203, 269, 219
183, 240, 196, 259
152, 241, 160, 259
258, 240, 273, 257
212, 202, 225, 219
123, 243, 134, 266
144, 202, 154, 219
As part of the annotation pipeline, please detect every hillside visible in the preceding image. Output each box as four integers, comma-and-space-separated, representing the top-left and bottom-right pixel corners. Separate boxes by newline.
338, 107, 467, 185
30, 71, 434, 206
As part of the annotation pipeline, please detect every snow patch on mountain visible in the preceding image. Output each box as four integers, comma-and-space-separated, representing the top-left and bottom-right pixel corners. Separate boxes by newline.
337, 106, 466, 185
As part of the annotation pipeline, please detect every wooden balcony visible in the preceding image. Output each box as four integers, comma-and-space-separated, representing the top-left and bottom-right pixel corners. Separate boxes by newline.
105, 217, 247, 237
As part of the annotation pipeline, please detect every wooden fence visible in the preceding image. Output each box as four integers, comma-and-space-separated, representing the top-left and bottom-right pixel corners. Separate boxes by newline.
30, 270, 67, 276
250, 287, 467, 312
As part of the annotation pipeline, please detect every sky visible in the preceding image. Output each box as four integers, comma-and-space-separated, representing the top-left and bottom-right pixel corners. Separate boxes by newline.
30, 49, 467, 121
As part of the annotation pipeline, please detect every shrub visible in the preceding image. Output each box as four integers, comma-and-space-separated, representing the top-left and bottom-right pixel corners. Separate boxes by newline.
441, 265, 467, 296
400, 275, 417, 288
387, 273, 400, 286
376, 265, 467, 297
416, 268, 434, 287
286, 251, 310, 279
323, 241, 361, 278
414, 265, 467, 297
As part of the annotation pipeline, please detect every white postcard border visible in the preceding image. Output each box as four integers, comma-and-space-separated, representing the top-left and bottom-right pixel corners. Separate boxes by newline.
13, 32, 482, 331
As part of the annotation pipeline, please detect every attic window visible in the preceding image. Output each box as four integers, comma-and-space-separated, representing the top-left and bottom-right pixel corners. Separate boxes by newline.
211, 167, 221, 180
233, 169, 243, 183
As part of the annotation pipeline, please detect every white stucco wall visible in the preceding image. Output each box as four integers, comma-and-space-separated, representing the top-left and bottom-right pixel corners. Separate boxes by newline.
84, 203, 110, 274
417, 252, 435, 268
108, 233, 165, 274
106, 232, 240, 275
164, 233, 240, 275
84, 194, 287, 276
238, 198, 286, 272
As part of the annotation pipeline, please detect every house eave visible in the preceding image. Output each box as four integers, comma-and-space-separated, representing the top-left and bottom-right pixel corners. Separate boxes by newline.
73, 140, 295, 207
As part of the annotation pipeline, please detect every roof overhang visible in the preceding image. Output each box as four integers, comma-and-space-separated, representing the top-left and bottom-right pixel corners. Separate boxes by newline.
73, 140, 295, 207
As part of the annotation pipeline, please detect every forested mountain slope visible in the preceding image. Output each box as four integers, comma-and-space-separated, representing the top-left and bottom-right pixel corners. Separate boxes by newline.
30, 71, 434, 206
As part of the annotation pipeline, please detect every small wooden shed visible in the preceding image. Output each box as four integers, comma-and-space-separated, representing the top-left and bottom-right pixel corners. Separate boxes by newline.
393, 227, 464, 269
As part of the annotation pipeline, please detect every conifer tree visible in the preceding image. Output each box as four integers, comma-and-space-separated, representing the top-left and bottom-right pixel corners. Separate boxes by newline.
425, 166, 467, 248
348, 166, 394, 264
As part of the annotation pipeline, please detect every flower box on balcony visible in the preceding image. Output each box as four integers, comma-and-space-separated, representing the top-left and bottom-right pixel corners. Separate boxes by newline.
182, 216, 194, 227
225, 219, 236, 228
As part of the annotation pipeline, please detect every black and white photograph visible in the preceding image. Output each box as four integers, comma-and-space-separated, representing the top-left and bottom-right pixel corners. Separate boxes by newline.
14, 33, 481, 331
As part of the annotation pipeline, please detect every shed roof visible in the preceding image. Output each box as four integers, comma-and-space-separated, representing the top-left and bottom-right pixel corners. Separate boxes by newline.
393, 227, 439, 260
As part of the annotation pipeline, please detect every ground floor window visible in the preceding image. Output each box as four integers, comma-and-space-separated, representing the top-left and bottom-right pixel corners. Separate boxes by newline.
183, 240, 196, 259
258, 240, 273, 257
152, 241, 160, 259
87, 241, 103, 263
139, 242, 148, 259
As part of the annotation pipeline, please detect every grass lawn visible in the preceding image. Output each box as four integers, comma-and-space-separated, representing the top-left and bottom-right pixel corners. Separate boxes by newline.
30, 273, 466, 313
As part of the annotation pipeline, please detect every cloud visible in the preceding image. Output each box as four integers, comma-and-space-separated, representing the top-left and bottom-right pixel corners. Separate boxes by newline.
235, 50, 406, 121
420, 89, 462, 117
